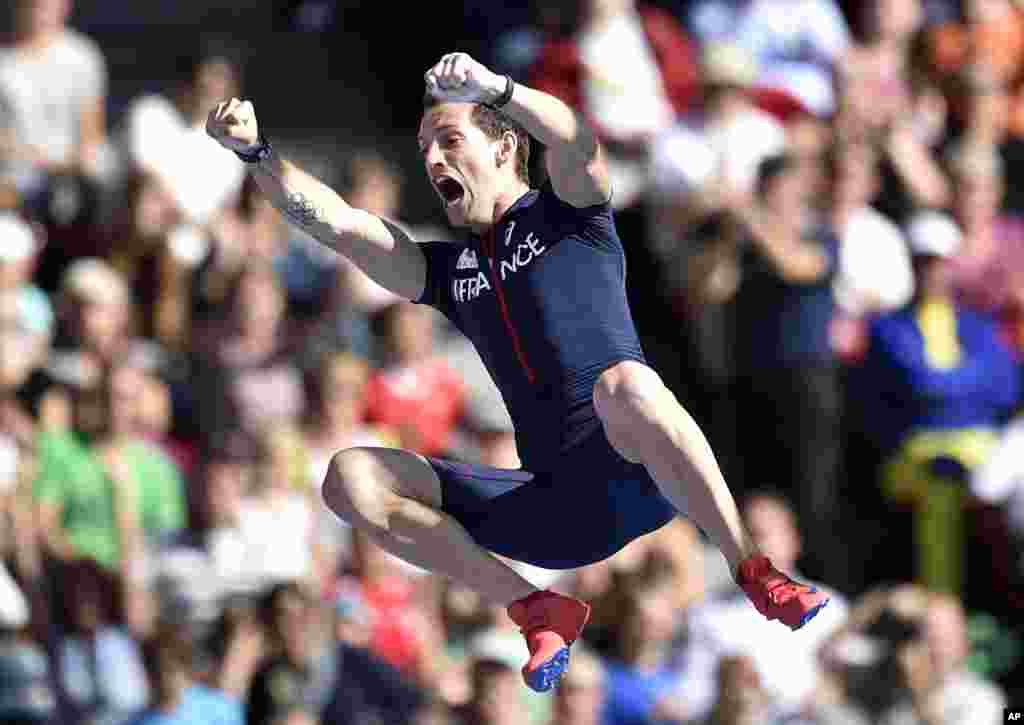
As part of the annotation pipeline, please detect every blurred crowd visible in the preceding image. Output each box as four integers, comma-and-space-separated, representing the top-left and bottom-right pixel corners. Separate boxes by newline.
1, 0, 1023, 723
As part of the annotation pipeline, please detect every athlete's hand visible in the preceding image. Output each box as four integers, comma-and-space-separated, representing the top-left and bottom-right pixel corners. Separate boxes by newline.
206, 98, 261, 154
424, 52, 506, 105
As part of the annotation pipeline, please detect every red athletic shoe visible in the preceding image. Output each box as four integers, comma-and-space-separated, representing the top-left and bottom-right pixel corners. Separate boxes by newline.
507, 590, 591, 692
737, 554, 830, 631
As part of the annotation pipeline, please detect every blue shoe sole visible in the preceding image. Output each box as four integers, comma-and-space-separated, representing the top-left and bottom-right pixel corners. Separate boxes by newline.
792, 595, 830, 631
524, 646, 571, 692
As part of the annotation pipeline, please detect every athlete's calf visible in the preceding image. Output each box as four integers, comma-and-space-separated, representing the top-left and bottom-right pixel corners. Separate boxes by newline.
592, 360, 754, 574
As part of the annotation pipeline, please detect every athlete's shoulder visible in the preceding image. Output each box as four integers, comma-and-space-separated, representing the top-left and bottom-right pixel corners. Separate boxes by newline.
531, 178, 620, 251
535, 177, 612, 214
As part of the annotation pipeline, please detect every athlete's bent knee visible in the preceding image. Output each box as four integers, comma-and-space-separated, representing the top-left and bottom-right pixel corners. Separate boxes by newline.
593, 360, 664, 421
323, 447, 401, 529
593, 362, 677, 464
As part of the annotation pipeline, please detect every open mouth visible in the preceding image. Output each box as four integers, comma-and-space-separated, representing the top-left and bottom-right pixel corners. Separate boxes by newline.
435, 176, 465, 207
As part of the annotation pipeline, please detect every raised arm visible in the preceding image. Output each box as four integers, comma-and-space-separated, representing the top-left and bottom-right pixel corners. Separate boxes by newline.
206, 99, 427, 301
424, 53, 610, 208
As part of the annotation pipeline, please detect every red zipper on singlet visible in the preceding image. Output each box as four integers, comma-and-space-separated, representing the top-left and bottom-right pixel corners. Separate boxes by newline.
485, 229, 536, 384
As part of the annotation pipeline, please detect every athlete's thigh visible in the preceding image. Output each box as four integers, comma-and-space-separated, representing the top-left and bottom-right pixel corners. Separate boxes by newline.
338, 446, 444, 509
427, 457, 534, 522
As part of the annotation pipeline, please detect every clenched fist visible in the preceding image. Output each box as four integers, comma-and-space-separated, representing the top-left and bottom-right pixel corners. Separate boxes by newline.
424, 52, 507, 105
206, 98, 261, 153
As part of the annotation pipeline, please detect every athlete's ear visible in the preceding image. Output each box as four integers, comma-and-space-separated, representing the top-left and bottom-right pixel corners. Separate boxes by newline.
497, 130, 517, 167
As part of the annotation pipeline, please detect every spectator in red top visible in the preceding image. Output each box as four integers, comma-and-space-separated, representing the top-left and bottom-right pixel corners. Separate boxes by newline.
329, 528, 437, 686
364, 302, 464, 458
526, 0, 699, 210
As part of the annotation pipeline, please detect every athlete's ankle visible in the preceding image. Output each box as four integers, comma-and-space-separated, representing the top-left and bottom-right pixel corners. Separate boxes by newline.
507, 586, 544, 608
731, 550, 757, 580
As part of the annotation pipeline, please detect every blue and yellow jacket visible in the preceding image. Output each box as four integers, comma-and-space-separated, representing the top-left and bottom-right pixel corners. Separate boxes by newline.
859, 303, 1019, 455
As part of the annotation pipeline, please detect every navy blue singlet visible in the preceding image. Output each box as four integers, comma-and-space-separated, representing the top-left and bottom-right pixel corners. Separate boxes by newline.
414, 180, 676, 568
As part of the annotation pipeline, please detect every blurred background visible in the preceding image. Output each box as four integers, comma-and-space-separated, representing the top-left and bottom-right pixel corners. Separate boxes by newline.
0, 0, 1023, 723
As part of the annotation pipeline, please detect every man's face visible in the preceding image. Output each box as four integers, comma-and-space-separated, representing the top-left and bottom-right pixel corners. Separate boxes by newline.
764, 168, 806, 220
473, 664, 523, 723
914, 255, 954, 297
418, 102, 503, 230
625, 584, 677, 643
555, 677, 605, 724
389, 303, 434, 362
872, 0, 922, 38
193, 59, 238, 109
17, 0, 70, 35
347, 165, 401, 219
108, 365, 145, 435
78, 298, 128, 356
322, 359, 368, 417
274, 591, 316, 663
744, 497, 801, 572
204, 461, 246, 524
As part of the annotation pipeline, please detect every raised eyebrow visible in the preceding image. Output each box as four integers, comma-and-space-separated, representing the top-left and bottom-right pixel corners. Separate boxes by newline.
417, 125, 461, 152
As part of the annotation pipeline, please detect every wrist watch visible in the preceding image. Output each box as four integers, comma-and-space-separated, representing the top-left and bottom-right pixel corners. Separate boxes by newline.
233, 132, 272, 164
489, 75, 515, 109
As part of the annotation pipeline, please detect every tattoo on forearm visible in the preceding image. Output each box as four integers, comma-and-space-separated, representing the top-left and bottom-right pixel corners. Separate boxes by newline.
282, 191, 325, 228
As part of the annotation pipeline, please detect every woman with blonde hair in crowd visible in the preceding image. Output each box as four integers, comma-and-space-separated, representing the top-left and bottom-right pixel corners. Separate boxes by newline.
303, 351, 397, 487
302, 351, 398, 578
238, 423, 322, 592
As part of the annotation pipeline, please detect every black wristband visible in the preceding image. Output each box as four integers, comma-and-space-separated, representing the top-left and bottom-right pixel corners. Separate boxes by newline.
489, 75, 515, 109
233, 132, 272, 164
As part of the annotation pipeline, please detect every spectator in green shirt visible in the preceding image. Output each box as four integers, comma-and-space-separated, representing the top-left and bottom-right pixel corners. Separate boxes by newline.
33, 357, 185, 571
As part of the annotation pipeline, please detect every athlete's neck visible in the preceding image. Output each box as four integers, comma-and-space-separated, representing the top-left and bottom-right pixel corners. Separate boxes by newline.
474, 181, 531, 235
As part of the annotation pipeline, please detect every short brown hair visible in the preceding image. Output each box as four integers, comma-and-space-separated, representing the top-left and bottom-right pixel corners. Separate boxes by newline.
422, 94, 531, 184
141, 621, 198, 684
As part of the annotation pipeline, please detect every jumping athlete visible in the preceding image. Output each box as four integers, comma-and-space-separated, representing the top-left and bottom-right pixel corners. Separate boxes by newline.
206, 52, 829, 693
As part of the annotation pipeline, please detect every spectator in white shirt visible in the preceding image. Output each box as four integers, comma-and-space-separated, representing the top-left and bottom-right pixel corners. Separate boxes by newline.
147, 432, 265, 618
688, 0, 852, 117
0, 0, 110, 206
116, 38, 246, 227
649, 41, 786, 244
827, 140, 916, 364
646, 40, 786, 338
237, 424, 319, 591
829, 141, 914, 319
